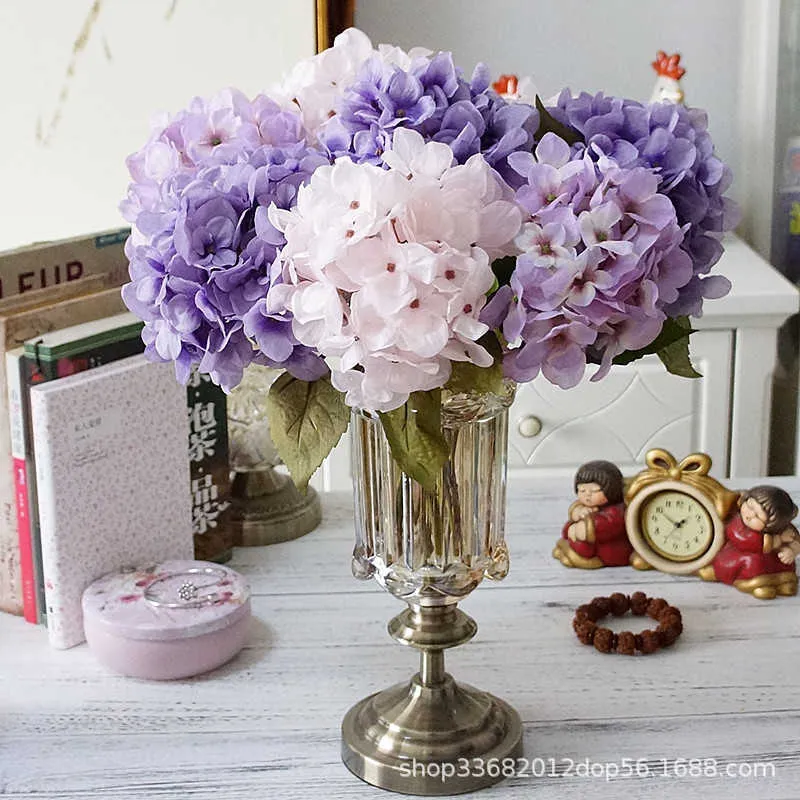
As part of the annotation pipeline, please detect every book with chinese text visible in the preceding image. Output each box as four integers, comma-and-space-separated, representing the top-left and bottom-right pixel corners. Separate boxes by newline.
187, 368, 231, 562
8, 312, 145, 622
31, 356, 194, 649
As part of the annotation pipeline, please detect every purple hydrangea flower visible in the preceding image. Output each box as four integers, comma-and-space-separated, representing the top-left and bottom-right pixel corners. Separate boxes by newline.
482, 132, 703, 388
505, 312, 598, 388
341, 54, 437, 131
334, 54, 539, 182
121, 90, 327, 390
547, 90, 739, 315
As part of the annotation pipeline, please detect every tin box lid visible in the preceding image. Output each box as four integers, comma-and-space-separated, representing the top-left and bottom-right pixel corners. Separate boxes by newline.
82, 560, 251, 641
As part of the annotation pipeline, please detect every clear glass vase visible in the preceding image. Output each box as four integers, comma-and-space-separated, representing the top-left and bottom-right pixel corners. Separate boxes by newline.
350, 383, 515, 602
227, 364, 283, 473
342, 382, 523, 796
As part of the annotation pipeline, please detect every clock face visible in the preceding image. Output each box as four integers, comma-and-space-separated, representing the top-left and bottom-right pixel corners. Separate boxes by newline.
640, 490, 715, 562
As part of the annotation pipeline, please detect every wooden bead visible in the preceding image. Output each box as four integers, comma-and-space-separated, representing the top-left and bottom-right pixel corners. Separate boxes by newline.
629, 592, 649, 615
609, 592, 630, 616
646, 598, 668, 619
591, 596, 612, 615
617, 631, 637, 655
658, 622, 682, 647
575, 621, 597, 645
593, 627, 615, 653
639, 630, 661, 654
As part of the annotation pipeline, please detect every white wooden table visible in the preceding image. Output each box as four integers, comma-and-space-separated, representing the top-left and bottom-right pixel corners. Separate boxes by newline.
2, 478, 800, 799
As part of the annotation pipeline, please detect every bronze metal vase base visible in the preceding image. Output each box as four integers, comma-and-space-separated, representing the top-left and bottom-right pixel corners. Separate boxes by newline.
341, 604, 523, 795
228, 467, 322, 547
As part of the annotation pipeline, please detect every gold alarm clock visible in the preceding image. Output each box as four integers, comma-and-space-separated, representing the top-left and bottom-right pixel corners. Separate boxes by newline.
625, 449, 740, 575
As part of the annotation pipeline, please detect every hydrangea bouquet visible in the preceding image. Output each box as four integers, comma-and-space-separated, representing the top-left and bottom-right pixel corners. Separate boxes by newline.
122, 28, 738, 491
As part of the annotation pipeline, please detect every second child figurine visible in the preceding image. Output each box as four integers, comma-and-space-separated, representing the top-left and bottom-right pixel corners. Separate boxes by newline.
698, 486, 800, 599
553, 460, 649, 570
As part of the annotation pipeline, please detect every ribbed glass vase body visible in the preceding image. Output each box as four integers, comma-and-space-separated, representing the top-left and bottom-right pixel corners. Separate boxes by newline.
351, 385, 515, 606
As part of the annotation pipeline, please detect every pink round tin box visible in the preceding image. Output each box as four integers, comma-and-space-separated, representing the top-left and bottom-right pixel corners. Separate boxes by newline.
82, 560, 251, 680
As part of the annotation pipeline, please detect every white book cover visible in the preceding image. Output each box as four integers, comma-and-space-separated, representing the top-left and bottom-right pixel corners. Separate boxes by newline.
31, 355, 193, 649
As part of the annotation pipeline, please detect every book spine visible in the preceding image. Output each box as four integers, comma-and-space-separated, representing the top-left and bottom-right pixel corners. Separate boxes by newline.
0, 228, 129, 300
0, 320, 22, 614
29, 390, 65, 648
7, 351, 36, 622
187, 369, 231, 562
26, 336, 145, 383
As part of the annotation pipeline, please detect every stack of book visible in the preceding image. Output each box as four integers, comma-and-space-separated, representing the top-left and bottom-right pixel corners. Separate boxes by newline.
0, 230, 232, 649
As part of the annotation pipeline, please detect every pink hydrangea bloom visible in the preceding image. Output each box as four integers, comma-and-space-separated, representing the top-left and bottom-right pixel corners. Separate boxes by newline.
270, 129, 523, 411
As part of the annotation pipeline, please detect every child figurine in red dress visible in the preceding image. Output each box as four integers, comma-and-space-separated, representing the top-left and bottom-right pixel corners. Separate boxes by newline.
553, 460, 646, 569
698, 486, 800, 599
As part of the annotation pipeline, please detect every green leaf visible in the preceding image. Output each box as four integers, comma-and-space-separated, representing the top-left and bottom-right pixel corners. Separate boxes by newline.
446, 333, 504, 396
378, 390, 449, 490
266, 373, 350, 492
658, 336, 703, 378
534, 96, 584, 146
612, 317, 695, 367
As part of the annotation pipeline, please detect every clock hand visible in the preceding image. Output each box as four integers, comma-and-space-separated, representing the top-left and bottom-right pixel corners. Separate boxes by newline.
660, 511, 682, 527
661, 527, 678, 542
659, 512, 683, 537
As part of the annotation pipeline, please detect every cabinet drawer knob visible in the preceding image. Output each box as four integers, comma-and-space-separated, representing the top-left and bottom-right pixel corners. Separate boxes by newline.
518, 415, 543, 438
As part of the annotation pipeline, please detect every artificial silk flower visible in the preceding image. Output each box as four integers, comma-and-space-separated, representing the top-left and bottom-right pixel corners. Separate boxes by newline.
547, 90, 738, 316
486, 131, 700, 389
121, 89, 327, 390
273, 27, 376, 137
269, 130, 520, 412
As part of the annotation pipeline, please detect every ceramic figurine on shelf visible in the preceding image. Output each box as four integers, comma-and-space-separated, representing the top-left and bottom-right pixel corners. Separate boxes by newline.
650, 50, 685, 104
492, 73, 538, 105
698, 486, 800, 599
553, 460, 647, 569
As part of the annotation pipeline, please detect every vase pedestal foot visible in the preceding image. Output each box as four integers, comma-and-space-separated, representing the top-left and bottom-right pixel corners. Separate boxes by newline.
342, 673, 523, 796
342, 604, 522, 795
228, 468, 321, 546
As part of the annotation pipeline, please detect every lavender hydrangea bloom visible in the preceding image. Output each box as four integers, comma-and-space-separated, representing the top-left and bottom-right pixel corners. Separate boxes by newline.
334, 54, 538, 182
482, 132, 698, 388
547, 90, 739, 315
121, 90, 326, 390
173, 182, 247, 269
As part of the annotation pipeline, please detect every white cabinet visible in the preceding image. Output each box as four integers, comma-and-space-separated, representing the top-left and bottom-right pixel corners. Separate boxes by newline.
507, 331, 732, 479
314, 235, 799, 491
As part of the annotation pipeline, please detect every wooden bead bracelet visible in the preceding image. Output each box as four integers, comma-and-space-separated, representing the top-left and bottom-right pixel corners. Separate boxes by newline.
572, 592, 683, 655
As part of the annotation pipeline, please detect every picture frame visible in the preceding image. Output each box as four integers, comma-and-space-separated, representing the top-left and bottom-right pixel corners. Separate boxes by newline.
316, 0, 355, 51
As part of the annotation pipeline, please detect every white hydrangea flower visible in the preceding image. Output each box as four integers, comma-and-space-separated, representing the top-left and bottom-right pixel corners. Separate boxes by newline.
271, 28, 375, 137
269, 130, 524, 412
272, 28, 430, 142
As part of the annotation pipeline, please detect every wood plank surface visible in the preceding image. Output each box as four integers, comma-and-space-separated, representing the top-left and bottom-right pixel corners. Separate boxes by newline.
1, 479, 799, 799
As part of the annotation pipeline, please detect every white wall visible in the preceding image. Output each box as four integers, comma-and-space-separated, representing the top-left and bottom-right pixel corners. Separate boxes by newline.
0, 0, 316, 252
356, 0, 744, 201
